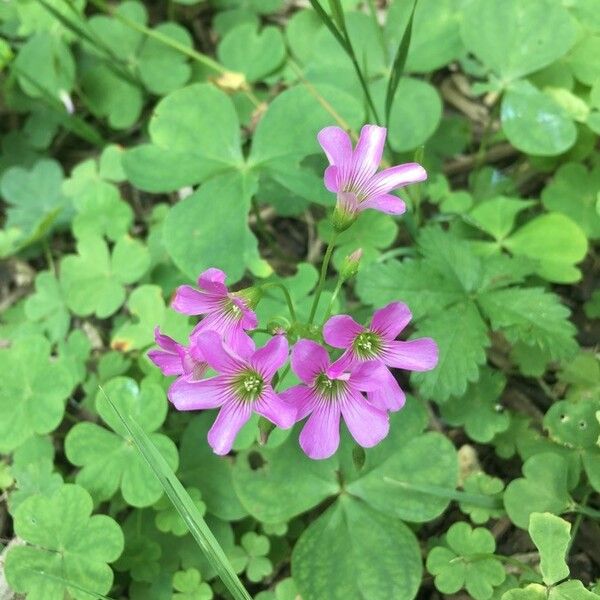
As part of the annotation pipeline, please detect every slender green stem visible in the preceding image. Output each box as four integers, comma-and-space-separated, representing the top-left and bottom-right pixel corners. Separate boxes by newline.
308, 233, 338, 325
321, 277, 343, 327
275, 364, 291, 390
571, 503, 600, 519
567, 492, 589, 555
260, 283, 297, 322
460, 553, 540, 579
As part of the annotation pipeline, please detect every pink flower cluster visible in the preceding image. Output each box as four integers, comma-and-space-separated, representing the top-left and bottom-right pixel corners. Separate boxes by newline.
150, 124, 435, 459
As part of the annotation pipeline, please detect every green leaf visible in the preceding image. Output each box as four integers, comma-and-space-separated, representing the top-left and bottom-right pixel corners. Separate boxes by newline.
97, 385, 252, 600
123, 83, 243, 192
1, 158, 68, 234
162, 172, 262, 284
5, 484, 124, 600
60, 234, 150, 318
155, 487, 206, 537
504, 453, 572, 529
529, 512, 571, 586
173, 568, 213, 600
459, 472, 505, 524
240, 532, 273, 582
232, 430, 340, 523
461, 0, 576, 82
65, 377, 178, 507
412, 301, 490, 402
292, 496, 422, 600
503, 213, 588, 283
441, 368, 509, 443
347, 431, 458, 521
541, 162, 600, 240
179, 413, 248, 521
467, 196, 534, 242
478, 286, 578, 361
427, 522, 505, 600
567, 35, 600, 85
218, 23, 285, 82
0, 335, 72, 453
24, 271, 70, 343
544, 399, 600, 450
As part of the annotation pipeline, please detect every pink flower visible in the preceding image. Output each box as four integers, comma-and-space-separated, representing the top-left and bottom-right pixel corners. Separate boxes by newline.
323, 302, 438, 412
171, 268, 258, 356
148, 327, 208, 381
318, 125, 427, 229
168, 331, 296, 455
281, 340, 389, 460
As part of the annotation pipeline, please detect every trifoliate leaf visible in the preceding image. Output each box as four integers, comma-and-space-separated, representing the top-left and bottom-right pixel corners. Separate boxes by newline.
467, 196, 534, 242
544, 399, 600, 450
459, 472, 505, 524
426, 522, 505, 600
442, 368, 509, 442
173, 568, 213, 600
56, 330, 92, 389
478, 286, 578, 361
292, 496, 422, 600
5, 484, 124, 600
504, 453, 572, 528
65, 377, 178, 507
154, 487, 206, 537
529, 512, 571, 586
0, 335, 72, 453
240, 532, 272, 582
24, 271, 70, 343
60, 235, 150, 318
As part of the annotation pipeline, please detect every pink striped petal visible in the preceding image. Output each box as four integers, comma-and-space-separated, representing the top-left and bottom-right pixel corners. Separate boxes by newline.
317, 126, 353, 166
383, 338, 439, 371
168, 376, 229, 411
208, 401, 252, 455
279, 384, 316, 420
323, 315, 364, 349
198, 268, 228, 296
351, 125, 387, 180
251, 335, 289, 381
194, 330, 247, 374
341, 390, 389, 448
171, 285, 223, 315
291, 339, 331, 386
367, 368, 405, 412
359, 193, 406, 215
254, 387, 297, 429
348, 361, 387, 392
299, 403, 342, 460
148, 349, 182, 376
368, 162, 427, 196
324, 165, 340, 192
370, 302, 412, 340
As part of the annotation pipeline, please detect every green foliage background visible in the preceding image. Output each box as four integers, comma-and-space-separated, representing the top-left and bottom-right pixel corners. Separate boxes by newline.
0, 0, 599, 599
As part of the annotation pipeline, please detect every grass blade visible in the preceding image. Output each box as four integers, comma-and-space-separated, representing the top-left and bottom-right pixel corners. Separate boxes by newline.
98, 386, 252, 600
308, 0, 349, 52
385, 0, 418, 126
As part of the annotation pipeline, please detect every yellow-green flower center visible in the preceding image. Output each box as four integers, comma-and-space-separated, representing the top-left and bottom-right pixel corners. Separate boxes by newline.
232, 369, 264, 402
352, 331, 382, 359
315, 372, 346, 400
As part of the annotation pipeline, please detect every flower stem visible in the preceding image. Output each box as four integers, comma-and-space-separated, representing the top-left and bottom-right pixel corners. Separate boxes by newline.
260, 283, 297, 322
308, 233, 338, 326
321, 277, 343, 327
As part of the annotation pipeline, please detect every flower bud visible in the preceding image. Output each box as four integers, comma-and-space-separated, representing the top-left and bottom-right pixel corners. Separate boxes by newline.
339, 248, 363, 281
234, 286, 263, 309
266, 317, 290, 335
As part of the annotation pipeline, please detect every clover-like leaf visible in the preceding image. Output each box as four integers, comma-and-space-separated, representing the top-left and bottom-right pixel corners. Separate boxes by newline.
154, 487, 206, 537
529, 512, 571, 586
459, 472, 505, 524
60, 234, 150, 318
504, 453, 572, 528
426, 522, 505, 600
544, 399, 600, 450
65, 376, 179, 507
467, 196, 534, 242
173, 568, 213, 600
4, 484, 124, 600
240, 532, 272, 583
442, 368, 509, 442
0, 335, 72, 453
24, 271, 70, 343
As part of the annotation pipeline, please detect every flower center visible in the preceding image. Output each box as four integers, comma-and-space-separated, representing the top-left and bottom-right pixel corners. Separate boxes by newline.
352, 331, 382, 359
223, 297, 243, 321
232, 369, 264, 402
314, 372, 346, 401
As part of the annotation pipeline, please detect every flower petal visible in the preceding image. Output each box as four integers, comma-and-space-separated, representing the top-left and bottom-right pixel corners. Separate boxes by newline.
279, 384, 316, 420
148, 349, 182, 376
171, 285, 222, 315
324, 165, 339, 192
323, 314, 364, 349
347, 361, 387, 392
250, 334, 289, 381
198, 268, 228, 295
194, 330, 247, 374
351, 125, 386, 180
317, 126, 353, 166
226, 326, 256, 359
359, 193, 406, 215
290, 339, 331, 386
168, 376, 229, 411
367, 368, 406, 412
383, 338, 439, 371
370, 302, 412, 340
341, 390, 390, 448
299, 403, 342, 460
368, 162, 427, 196
255, 387, 297, 429
208, 401, 252, 455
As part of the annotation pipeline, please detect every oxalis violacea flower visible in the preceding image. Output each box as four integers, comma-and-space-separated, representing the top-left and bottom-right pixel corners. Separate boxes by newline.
318, 124, 427, 231
281, 339, 390, 460
148, 327, 208, 382
168, 331, 296, 455
171, 268, 259, 356
323, 301, 438, 412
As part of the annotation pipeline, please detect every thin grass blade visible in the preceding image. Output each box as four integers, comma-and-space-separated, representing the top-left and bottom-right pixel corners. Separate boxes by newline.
385, 0, 418, 126
98, 386, 252, 600
307, 0, 350, 52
